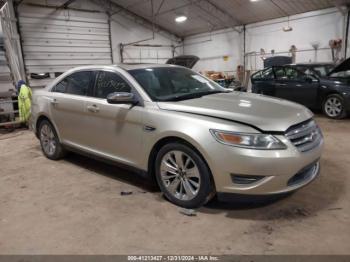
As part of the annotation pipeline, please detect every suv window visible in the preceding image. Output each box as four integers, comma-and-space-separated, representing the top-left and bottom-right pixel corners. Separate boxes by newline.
95, 71, 132, 98
274, 67, 285, 79
52, 71, 92, 96
275, 67, 304, 80
261, 68, 274, 79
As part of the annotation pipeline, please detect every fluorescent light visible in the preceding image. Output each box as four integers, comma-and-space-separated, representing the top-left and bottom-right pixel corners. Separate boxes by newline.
283, 26, 293, 32
175, 15, 187, 23
250, 0, 260, 2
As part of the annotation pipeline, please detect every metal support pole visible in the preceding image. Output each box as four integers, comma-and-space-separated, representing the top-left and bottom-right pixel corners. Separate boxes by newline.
243, 25, 246, 69
119, 44, 124, 63
345, 10, 350, 59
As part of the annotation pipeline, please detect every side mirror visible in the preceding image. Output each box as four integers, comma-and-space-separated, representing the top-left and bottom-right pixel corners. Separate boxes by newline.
107, 92, 137, 104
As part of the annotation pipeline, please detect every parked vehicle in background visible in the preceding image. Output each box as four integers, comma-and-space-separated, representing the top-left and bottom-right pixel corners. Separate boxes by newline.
251, 59, 350, 119
31, 64, 323, 208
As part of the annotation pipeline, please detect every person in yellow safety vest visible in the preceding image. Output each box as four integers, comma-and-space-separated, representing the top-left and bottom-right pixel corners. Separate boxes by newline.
16, 80, 32, 125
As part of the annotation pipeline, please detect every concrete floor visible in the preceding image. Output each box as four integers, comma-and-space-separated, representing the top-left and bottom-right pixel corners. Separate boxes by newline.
0, 115, 349, 255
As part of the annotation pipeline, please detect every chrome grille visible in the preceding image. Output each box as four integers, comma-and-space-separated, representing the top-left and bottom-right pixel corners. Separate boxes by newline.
285, 120, 323, 152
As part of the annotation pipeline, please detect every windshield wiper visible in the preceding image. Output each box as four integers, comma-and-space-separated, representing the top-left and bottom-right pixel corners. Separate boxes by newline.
162, 90, 229, 102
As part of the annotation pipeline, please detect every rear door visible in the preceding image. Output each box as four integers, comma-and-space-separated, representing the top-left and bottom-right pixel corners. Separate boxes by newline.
274, 66, 318, 107
50, 70, 94, 145
273, 66, 294, 100
83, 70, 144, 167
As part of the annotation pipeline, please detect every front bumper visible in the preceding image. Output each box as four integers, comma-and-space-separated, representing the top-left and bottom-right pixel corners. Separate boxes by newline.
206, 134, 323, 195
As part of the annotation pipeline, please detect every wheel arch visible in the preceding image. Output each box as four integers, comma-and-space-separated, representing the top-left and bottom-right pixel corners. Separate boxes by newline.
147, 136, 215, 188
321, 91, 343, 103
35, 114, 61, 141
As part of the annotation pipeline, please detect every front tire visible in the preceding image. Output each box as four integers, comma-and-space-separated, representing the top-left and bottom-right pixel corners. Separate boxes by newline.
38, 120, 66, 160
155, 142, 214, 208
323, 94, 347, 119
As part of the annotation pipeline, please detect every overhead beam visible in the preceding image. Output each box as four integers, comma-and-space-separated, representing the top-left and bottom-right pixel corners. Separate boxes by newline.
190, 0, 242, 33
58, 0, 77, 9
94, 0, 181, 41
206, 0, 243, 26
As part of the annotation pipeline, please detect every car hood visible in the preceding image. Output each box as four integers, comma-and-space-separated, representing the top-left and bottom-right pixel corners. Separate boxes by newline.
166, 55, 199, 69
157, 92, 313, 132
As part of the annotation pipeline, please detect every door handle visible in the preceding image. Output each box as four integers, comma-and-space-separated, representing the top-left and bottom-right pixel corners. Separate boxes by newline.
276, 83, 287, 86
87, 104, 100, 113
50, 98, 58, 105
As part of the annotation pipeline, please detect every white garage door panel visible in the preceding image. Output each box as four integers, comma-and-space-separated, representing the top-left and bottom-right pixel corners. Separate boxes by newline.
27, 65, 93, 73
24, 53, 111, 60
23, 46, 110, 53
21, 32, 109, 41
23, 39, 110, 48
20, 25, 109, 36
26, 59, 111, 66
18, 5, 112, 87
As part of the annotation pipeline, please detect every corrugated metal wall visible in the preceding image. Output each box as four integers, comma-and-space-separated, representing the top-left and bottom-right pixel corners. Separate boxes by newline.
17, 5, 112, 87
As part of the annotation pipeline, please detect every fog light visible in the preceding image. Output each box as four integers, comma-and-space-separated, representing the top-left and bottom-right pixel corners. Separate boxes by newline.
231, 174, 265, 185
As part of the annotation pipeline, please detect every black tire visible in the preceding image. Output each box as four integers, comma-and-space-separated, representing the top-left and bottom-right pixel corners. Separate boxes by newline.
38, 120, 66, 160
155, 142, 214, 208
323, 94, 347, 119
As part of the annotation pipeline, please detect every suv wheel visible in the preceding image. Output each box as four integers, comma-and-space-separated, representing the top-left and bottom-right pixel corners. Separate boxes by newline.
155, 143, 214, 208
38, 120, 66, 160
323, 94, 347, 119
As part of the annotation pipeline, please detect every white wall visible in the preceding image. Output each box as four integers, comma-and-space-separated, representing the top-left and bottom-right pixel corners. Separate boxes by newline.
246, 8, 344, 70
184, 8, 346, 73
183, 28, 243, 73
110, 14, 182, 64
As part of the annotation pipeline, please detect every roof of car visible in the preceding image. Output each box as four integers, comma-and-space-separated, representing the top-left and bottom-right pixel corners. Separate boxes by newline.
287, 62, 334, 66
117, 63, 180, 70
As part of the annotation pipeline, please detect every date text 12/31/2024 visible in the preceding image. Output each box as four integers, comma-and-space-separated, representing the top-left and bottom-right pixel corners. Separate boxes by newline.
128, 256, 219, 261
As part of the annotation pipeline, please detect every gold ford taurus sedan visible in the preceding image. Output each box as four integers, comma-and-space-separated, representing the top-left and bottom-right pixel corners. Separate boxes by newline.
31, 64, 324, 208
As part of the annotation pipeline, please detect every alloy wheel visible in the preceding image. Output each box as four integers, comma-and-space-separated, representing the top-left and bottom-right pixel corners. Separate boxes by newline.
325, 97, 343, 117
40, 124, 57, 156
160, 150, 201, 201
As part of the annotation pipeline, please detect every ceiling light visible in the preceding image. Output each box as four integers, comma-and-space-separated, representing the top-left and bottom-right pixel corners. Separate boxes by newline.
250, 0, 260, 2
175, 15, 187, 23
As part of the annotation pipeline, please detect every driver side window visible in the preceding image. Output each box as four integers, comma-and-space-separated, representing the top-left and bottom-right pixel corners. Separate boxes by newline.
94, 71, 132, 99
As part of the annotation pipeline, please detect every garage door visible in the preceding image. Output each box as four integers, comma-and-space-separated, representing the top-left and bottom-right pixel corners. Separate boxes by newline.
17, 5, 112, 87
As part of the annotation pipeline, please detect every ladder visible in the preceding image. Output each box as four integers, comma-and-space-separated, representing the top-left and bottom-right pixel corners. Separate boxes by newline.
0, 98, 21, 127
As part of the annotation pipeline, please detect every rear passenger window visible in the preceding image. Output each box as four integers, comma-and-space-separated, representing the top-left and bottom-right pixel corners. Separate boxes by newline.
51, 71, 92, 96
94, 71, 131, 99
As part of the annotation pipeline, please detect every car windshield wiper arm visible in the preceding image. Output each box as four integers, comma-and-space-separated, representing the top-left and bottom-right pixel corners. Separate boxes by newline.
162, 90, 228, 102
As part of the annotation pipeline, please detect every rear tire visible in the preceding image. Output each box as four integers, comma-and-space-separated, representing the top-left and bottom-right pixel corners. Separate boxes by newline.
323, 94, 347, 119
155, 142, 214, 208
38, 120, 66, 160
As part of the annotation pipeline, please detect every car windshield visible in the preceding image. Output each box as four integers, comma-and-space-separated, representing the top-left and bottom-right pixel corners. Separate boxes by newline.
128, 67, 227, 101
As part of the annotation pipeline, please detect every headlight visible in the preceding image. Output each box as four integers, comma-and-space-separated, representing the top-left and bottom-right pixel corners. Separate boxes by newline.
210, 129, 287, 150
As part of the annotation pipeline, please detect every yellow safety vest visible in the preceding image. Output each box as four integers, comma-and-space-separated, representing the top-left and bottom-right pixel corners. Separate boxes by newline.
18, 84, 32, 123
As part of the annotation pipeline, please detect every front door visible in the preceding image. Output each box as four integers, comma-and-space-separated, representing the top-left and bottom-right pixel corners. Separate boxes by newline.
83, 70, 144, 168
